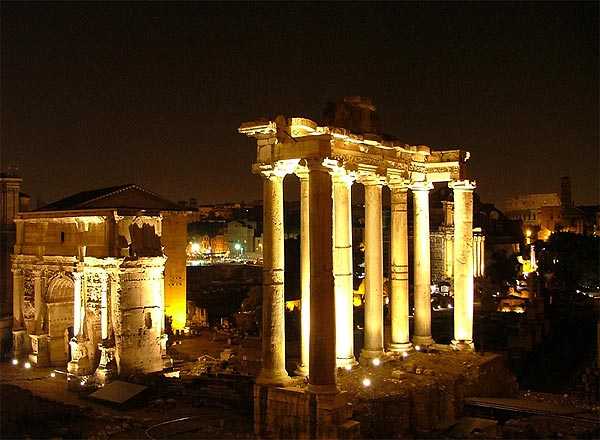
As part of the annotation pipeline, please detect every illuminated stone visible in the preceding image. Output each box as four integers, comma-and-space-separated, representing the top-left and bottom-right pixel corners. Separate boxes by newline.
388, 183, 412, 353
450, 180, 476, 350
411, 182, 435, 347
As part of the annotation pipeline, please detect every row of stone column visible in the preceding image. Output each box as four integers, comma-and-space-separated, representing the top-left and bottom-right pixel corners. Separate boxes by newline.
257, 160, 476, 392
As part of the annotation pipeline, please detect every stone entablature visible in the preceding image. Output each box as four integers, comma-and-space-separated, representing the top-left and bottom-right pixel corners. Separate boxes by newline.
240, 117, 467, 186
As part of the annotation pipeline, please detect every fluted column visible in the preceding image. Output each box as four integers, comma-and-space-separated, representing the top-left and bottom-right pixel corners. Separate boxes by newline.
100, 272, 109, 340
450, 180, 476, 349
72, 271, 84, 337
411, 182, 435, 347
257, 169, 289, 386
307, 160, 337, 394
295, 169, 310, 376
12, 269, 24, 330
388, 184, 412, 352
360, 176, 385, 362
33, 271, 45, 334
333, 171, 356, 368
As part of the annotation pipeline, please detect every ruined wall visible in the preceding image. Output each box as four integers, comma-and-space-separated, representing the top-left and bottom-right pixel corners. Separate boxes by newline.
161, 212, 187, 331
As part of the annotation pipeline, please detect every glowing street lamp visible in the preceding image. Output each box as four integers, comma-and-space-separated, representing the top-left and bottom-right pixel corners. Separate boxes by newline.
362, 378, 371, 387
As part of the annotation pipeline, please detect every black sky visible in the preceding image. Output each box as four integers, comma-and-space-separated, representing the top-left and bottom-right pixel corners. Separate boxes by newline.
1, 2, 598, 207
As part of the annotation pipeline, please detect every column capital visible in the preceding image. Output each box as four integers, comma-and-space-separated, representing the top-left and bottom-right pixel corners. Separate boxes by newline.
253, 159, 299, 179
331, 169, 355, 187
295, 165, 309, 180
449, 180, 476, 191
409, 181, 434, 192
72, 271, 84, 281
11, 267, 23, 276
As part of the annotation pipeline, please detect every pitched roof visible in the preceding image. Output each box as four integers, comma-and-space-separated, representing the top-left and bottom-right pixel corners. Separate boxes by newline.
34, 184, 183, 212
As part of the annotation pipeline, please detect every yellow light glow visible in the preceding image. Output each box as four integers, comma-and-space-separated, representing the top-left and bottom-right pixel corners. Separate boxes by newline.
80, 380, 85, 386
11, 359, 18, 365
372, 358, 381, 367
362, 378, 371, 387
50, 372, 56, 378
191, 242, 201, 253
402, 351, 409, 358
344, 364, 352, 371
24, 362, 31, 369
415, 345, 421, 351
526, 229, 532, 238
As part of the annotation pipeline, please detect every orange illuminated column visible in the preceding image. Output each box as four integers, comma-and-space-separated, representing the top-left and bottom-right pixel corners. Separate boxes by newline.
388, 183, 412, 352
295, 168, 310, 376
162, 212, 188, 332
12, 268, 24, 330
257, 167, 289, 386
411, 182, 435, 347
450, 180, 476, 350
360, 175, 385, 363
308, 160, 337, 394
332, 170, 356, 368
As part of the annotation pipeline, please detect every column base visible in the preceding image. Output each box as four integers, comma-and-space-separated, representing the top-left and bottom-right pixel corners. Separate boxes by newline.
359, 349, 384, 365
294, 363, 309, 377
412, 335, 435, 347
95, 345, 117, 385
336, 356, 358, 369
388, 341, 413, 353
307, 383, 339, 395
12, 329, 28, 359
256, 368, 290, 387
451, 339, 474, 351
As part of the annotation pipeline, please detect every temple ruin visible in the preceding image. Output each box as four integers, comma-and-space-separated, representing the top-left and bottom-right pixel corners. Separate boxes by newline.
240, 98, 479, 436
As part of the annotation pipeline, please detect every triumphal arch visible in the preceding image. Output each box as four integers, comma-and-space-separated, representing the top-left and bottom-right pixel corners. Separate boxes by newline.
239, 105, 476, 398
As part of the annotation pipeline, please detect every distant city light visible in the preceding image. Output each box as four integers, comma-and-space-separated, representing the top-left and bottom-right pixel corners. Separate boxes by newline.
11, 359, 18, 365
234, 243, 242, 251
362, 378, 371, 387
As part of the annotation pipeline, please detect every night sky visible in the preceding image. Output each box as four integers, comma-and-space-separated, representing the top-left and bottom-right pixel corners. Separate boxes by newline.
1, 2, 598, 207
